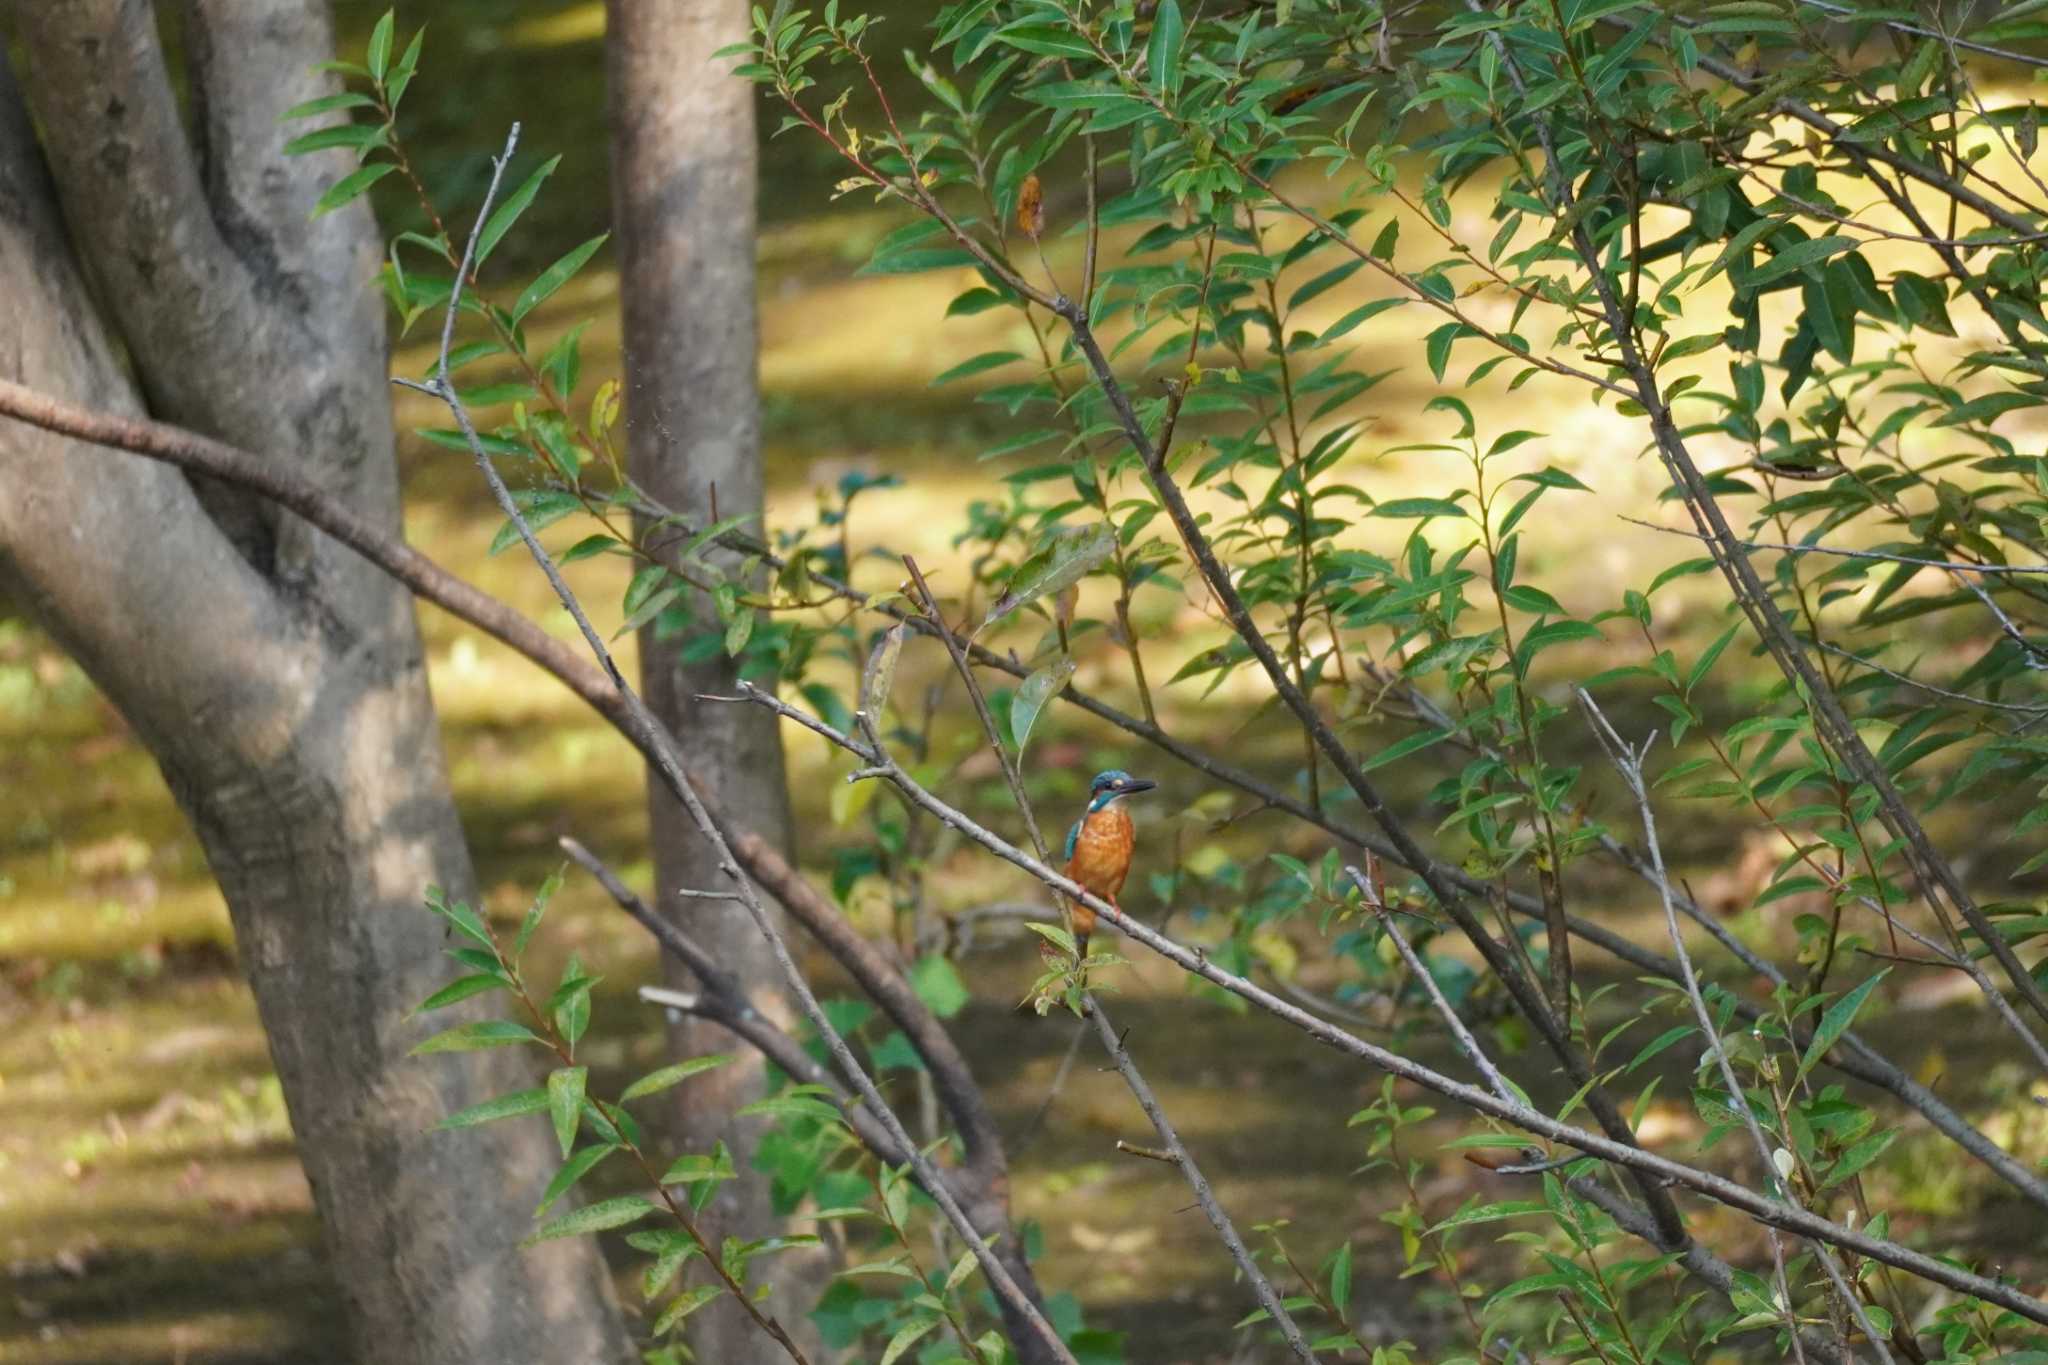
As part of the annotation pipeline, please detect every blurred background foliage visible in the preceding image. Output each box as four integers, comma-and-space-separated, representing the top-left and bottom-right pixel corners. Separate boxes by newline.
6, 1, 2048, 1361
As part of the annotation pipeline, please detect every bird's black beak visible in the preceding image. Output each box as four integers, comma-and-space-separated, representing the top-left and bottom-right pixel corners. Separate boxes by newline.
1121, 777, 1157, 794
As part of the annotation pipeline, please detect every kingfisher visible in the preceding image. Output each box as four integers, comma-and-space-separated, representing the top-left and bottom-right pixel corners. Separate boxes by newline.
1061, 769, 1156, 961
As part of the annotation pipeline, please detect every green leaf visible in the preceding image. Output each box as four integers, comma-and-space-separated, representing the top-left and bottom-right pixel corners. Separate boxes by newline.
652, 1286, 723, 1335
736, 1094, 844, 1124
1025, 921, 1077, 956
366, 10, 395, 81
1011, 656, 1077, 754
478, 155, 562, 266
522, 1194, 659, 1246
1821, 1129, 1895, 1189
1797, 971, 1888, 1082
662, 1141, 737, 1186
981, 523, 1116, 633
512, 234, 609, 324
1359, 727, 1454, 772
387, 24, 426, 109
621, 1054, 734, 1103
1373, 497, 1466, 519
1147, 0, 1185, 94
1501, 584, 1564, 615
489, 490, 582, 556
856, 245, 978, 276
283, 124, 387, 157
911, 954, 970, 1019
278, 92, 377, 123
412, 973, 507, 1014
929, 350, 1022, 387
1516, 619, 1603, 669
880, 1315, 941, 1365
548, 1066, 587, 1159
1685, 624, 1740, 696
513, 867, 561, 960
1741, 235, 1853, 289
535, 1143, 618, 1219
548, 965, 599, 1050
410, 1020, 544, 1055
642, 1233, 702, 1298
994, 24, 1096, 60
1328, 1241, 1353, 1315
435, 1086, 548, 1130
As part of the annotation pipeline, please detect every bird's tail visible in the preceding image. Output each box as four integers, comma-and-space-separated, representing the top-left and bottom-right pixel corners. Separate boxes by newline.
1072, 901, 1096, 963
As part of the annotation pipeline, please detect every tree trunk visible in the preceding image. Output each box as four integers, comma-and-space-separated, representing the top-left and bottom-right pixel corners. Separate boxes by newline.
606, 2, 832, 1358
0, 7, 630, 1361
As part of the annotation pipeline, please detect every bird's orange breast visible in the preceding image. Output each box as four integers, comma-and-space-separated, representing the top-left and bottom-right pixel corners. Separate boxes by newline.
1067, 805, 1135, 901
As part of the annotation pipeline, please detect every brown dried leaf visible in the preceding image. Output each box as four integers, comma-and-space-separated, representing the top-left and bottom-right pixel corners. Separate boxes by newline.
1016, 172, 1044, 238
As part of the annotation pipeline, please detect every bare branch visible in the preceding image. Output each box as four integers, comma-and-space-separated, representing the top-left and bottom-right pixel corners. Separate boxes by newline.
724, 683, 2048, 1326
421, 125, 1072, 1365
1089, 1003, 1318, 1362
1574, 692, 1873, 1363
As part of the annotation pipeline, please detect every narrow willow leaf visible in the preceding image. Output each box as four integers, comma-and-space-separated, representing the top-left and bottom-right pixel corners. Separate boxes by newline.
548, 1066, 587, 1159
643, 1237, 702, 1299
312, 161, 397, 218
411, 973, 506, 1015
1328, 1241, 1353, 1314
1684, 624, 1741, 697
478, 154, 562, 265
943, 1247, 981, 1294
277, 92, 376, 123
929, 350, 1022, 387
512, 867, 562, 960
366, 9, 395, 81
284, 123, 386, 157
535, 1143, 618, 1219
980, 523, 1116, 634
434, 1086, 547, 1130
522, 1194, 658, 1246
620, 1054, 734, 1103
1147, 0, 1185, 94
652, 1286, 723, 1336
661, 1141, 736, 1185
410, 1019, 543, 1055
880, 1315, 941, 1365
1010, 656, 1076, 754
1797, 970, 1888, 1082
512, 234, 609, 324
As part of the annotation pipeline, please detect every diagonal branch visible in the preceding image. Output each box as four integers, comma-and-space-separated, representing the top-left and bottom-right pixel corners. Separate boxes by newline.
726, 681, 2048, 1327
1574, 695, 1881, 1364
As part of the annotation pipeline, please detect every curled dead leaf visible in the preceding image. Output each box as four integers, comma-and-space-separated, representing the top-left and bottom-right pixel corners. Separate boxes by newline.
1016, 172, 1044, 238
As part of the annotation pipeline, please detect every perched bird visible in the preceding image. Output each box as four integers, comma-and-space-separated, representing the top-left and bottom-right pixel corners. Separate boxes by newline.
1061, 769, 1156, 960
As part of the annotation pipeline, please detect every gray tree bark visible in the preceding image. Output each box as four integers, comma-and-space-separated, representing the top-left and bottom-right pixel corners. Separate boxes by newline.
606, 2, 832, 1358
0, 6, 630, 1361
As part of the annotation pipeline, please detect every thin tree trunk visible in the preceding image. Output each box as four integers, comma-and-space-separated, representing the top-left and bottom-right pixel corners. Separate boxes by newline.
0, 8, 630, 1361
606, 2, 832, 1358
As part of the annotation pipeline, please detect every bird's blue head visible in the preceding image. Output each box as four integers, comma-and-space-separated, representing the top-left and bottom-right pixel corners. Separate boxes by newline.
1086, 769, 1157, 812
